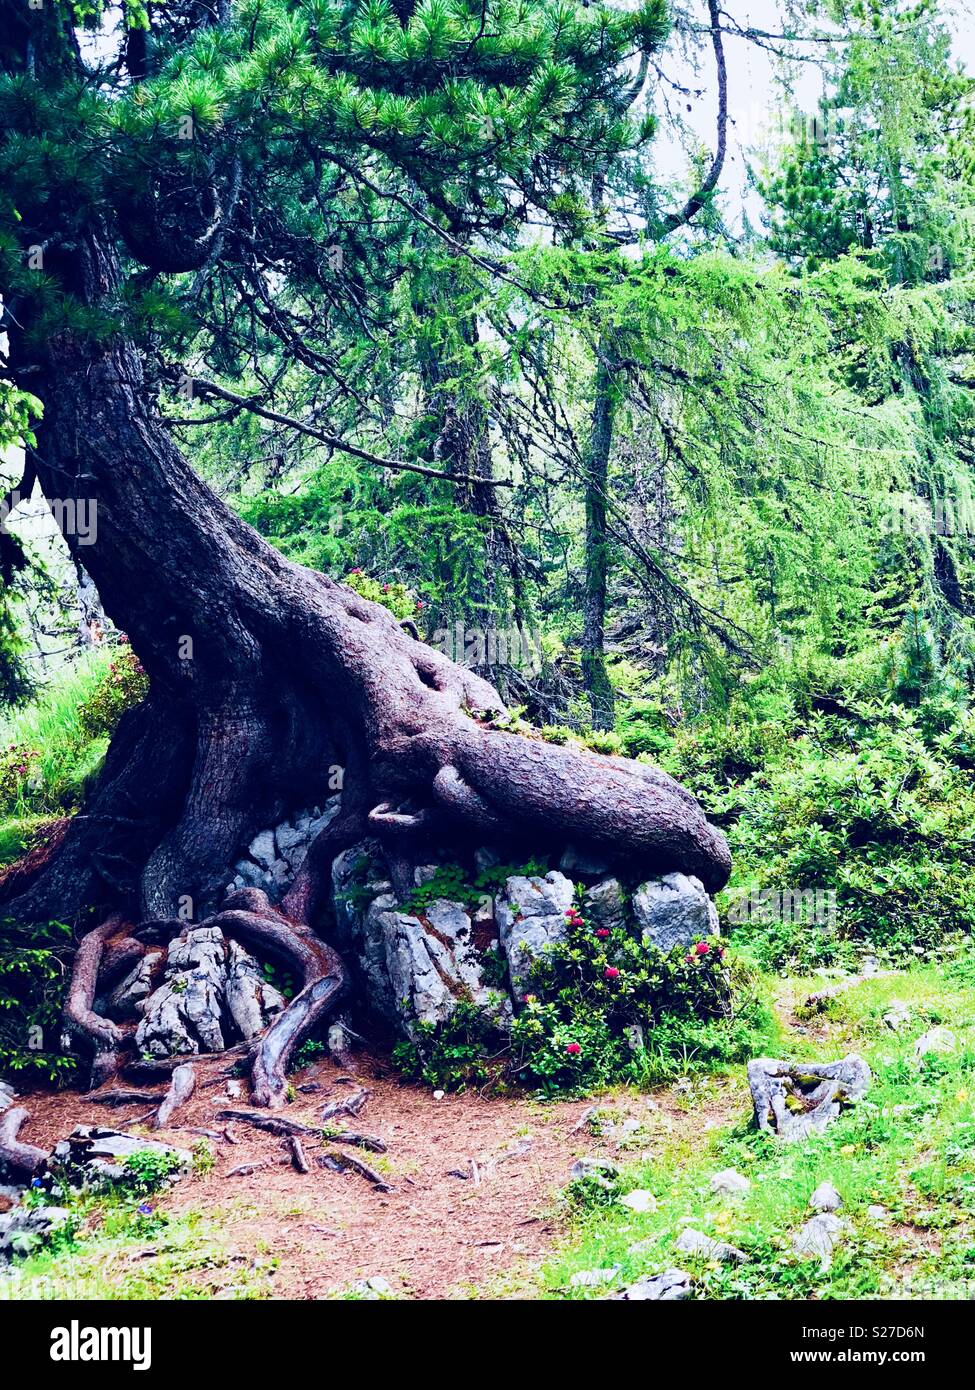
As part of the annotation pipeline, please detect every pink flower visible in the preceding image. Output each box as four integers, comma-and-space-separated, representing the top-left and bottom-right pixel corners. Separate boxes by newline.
523, 993, 536, 1004
695, 941, 710, 956
565, 1042, 581, 1055
604, 966, 619, 980
595, 928, 610, 939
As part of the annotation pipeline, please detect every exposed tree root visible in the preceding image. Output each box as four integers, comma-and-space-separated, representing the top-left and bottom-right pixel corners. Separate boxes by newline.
63, 914, 133, 1090
61, 886, 346, 1109
286, 1135, 310, 1173
0, 1106, 48, 1177
319, 1149, 393, 1192
211, 888, 348, 1107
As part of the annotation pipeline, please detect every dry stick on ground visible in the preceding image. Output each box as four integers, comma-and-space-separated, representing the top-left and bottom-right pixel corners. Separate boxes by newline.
215, 1108, 321, 1137
126, 1042, 250, 1080
153, 1062, 196, 1129
320, 1087, 370, 1122
0, 1107, 48, 1177
318, 1150, 393, 1192
225, 1160, 270, 1178
89, 1088, 161, 1107
286, 1135, 310, 1174
322, 1129, 386, 1154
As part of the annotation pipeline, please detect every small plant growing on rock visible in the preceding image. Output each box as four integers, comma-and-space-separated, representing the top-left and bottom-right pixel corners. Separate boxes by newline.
123, 1148, 184, 1195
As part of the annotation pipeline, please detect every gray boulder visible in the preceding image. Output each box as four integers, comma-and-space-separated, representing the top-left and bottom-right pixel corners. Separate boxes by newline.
809, 1181, 843, 1213
0, 1203, 70, 1257
107, 950, 163, 1020
632, 872, 719, 953
583, 878, 627, 933
50, 1127, 191, 1189
335, 864, 508, 1039
135, 925, 227, 1056
748, 1055, 871, 1142
247, 829, 277, 871
225, 941, 287, 1041
617, 1269, 692, 1301
792, 1213, 849, 1271
674, 1227, 746, 1263
496, 870, 574, 993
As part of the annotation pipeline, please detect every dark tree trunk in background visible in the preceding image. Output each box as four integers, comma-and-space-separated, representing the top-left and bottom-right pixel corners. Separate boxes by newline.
581, 349, 618, 731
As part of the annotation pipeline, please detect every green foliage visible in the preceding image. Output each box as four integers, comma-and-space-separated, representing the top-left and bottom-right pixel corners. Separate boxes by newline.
508, 912, 774, 1094
540, 960, 975, 1302
76, 646, 148, 741
649, 643, 975, 969
122, 1147, 185, 1195
342, 569, 422, 621
0, 647, 144, 820
0, 916, 75, 1084
391, 999, 505, 1090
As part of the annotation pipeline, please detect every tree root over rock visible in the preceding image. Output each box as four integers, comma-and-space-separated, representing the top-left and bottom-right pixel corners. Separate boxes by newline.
64, 888, 346, 1109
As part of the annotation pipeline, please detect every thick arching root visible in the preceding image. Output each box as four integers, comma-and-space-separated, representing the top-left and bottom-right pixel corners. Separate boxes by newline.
63, 890, 347, 1110
212, 890, 347, 1107
0, 1106, 48, 1177
63, 914, 134, 1090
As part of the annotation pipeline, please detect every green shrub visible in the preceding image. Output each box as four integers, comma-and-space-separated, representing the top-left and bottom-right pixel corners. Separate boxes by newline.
0, 646, 146, 819
391, 1000, 505, 1090
76, 647, 148, 741
122, 1148, 185, 1195
0, 917, 76, 1085
508, 910, 773, 1094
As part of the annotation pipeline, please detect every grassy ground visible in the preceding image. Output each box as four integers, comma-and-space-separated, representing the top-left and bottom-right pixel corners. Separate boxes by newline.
531, 951, 975, 1300
3, 952, 975, 1301
0, 648, 120, 848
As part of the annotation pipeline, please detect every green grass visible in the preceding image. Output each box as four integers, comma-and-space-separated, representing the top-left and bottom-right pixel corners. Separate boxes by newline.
532, 955, 975, 1300
0, 648, 118, 824
0, 1203, 277, 1301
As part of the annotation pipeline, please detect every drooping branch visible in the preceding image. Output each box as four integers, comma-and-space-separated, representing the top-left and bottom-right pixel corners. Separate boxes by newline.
658, 0, 729, 235
179, 378, 515, 489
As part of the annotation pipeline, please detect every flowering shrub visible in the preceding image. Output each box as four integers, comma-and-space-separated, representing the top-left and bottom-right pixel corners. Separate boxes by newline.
390, 879, 774, 1095
77, 646, 148, 740
508, 904, 773, 1094
0, 742, 43, 807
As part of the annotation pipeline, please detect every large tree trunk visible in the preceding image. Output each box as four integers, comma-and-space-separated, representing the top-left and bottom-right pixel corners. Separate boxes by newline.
2, 230, 730, 1103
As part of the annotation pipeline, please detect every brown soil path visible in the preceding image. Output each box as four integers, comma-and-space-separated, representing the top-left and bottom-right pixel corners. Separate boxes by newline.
12, 1057, 677, 1299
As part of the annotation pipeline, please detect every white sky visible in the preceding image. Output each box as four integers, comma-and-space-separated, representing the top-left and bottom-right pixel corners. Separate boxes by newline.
654, 0, 975, 232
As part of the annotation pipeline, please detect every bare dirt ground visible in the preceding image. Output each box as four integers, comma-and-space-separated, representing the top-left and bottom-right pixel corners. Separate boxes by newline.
13, 1056, 703, 1299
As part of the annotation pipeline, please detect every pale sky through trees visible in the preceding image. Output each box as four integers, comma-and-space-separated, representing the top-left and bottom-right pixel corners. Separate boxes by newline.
654, 0, 974, 232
